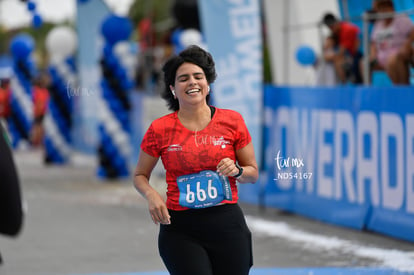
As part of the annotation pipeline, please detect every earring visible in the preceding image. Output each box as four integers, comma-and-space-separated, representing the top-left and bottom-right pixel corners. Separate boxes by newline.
208, 86, 210, 92
171, 90, 176, 97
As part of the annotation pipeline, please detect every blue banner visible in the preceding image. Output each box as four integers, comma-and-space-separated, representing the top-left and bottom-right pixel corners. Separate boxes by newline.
264, 85, 414, 243
74, 0, 110, 153
198, 0, 263, 168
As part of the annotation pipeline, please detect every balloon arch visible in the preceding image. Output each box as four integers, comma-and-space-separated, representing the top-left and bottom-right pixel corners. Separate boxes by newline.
6, 0, 208, 180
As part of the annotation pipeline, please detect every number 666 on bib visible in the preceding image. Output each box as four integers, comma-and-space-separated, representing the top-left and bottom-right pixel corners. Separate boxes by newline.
177, 170, 232, 209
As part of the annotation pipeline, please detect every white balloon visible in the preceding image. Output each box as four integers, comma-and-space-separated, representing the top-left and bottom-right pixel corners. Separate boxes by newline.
114, 42, 130, 58
46, 26, 78, 60
99, 104, 110, 121
57, 62, 70, 78
122, 56, 136, 69
180, 29, 202, 48
49, 130, 58, 141
119, 143, 131, 158
114, 133, 127, 145
54, 137, 63, 148
105, 120, 118, 134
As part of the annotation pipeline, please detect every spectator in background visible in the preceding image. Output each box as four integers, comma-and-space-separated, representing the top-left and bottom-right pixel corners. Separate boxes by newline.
321, 13, 363, 84
31, 72, 50, 147
315, 34, 340, 86
369, 0, 414, 84
0, 78, 11, 126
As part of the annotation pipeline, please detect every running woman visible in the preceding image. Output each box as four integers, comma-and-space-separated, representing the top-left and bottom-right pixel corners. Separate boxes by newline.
133, 45, 258, 275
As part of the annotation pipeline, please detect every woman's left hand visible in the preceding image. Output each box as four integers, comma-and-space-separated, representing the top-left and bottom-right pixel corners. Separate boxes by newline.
217, 158, 239, 177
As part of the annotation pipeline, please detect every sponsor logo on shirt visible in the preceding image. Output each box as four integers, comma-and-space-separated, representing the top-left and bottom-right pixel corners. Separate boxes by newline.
194, 132, 230, 148
167, 144, 183, 152
213, 136, 230, 148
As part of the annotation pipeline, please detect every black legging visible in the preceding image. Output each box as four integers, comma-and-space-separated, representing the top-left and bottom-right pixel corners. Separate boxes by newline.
0, 123, 23, 236
158, 204, 253, 275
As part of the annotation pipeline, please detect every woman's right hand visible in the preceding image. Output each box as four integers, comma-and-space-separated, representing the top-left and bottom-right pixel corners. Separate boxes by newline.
133, 150, 170, 225
146, 190, 171, 225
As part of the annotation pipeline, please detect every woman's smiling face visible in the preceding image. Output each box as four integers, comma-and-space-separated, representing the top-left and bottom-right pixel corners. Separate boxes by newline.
171, 62, 209, 108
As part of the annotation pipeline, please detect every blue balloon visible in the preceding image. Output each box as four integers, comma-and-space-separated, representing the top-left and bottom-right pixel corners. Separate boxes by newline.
96, 167, 107, 178
32, 14, 43, 28
10, 34, 35, 60
295, 45, 316, 66
65, 56, 76, 72
114, 155, 124, 169
121, 79, 133, 90
105, 54, 117, 67
171, 29, 185, 54
119, 168, 129, 178
171, 28, 183, 46
27, 1, 36, 11
101, 15, 133, 45
103, 44, 113, 56
78, 0, 90, 3
115, 67, 126, 78
106, 142, 116, 157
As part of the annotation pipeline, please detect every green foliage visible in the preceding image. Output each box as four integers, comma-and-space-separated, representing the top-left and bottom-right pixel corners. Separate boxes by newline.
128, 0, 174, 42
128, 0, 173, 25
0, 26, 9, 54
263, 42, 273, 84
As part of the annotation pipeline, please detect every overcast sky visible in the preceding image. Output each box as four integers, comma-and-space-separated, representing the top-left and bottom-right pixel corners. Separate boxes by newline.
0, 0, 134, 29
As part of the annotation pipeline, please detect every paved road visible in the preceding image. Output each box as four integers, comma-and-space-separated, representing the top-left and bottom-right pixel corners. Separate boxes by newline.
1, 149, 414, 275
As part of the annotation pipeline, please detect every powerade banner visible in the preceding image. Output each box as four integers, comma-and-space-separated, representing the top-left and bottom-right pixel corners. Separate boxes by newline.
198, 0, 263, 168
264, 85, 414, 243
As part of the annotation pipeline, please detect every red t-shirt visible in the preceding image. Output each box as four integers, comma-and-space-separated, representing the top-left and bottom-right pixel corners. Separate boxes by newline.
140, 107, 252, 211
339, 22, 360, 55
0, 88, 11, 118
32, 86, 49, 118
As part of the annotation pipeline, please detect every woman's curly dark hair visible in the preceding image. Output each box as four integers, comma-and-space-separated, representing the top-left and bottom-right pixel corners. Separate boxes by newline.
161, 45, 217, 111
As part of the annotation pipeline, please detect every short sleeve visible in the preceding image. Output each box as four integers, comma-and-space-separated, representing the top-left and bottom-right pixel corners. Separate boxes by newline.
140, 123, 161, 157
396, 16, 414, 35
234, 112, 252, 150
340, 23, 359, 53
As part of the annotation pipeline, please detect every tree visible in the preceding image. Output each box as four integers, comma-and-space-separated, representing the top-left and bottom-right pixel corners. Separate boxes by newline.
128, 0, 174, 44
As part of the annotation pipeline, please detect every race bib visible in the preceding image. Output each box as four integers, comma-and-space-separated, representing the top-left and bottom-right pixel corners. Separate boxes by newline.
177, 170, 232, 209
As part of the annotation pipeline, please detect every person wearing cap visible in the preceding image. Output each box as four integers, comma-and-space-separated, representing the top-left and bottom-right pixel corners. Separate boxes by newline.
369, 0, 414, 84
321, 12, 363, 84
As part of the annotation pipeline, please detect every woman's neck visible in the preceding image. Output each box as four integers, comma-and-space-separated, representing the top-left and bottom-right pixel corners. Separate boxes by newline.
177, 104, 211, 131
